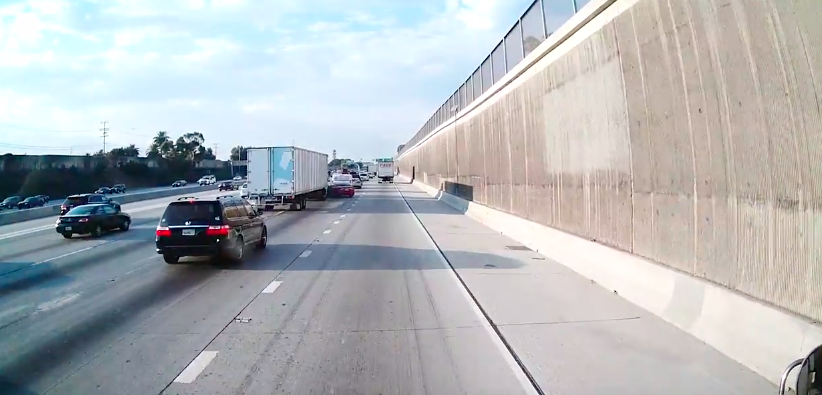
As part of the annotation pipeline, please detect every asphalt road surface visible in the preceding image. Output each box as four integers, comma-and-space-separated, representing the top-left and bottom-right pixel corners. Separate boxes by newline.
0, 180, 775, 395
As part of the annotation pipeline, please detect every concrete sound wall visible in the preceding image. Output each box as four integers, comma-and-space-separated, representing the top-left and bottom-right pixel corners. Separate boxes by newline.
398, 0, 822, 333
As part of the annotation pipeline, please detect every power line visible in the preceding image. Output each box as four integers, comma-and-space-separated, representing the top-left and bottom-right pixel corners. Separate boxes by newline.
0, 122, 97, 134
0, 142, 101, 149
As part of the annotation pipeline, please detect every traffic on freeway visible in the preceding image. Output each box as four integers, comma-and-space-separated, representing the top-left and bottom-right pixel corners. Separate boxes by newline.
0, 179, 778, 395
0, 184, 194, 216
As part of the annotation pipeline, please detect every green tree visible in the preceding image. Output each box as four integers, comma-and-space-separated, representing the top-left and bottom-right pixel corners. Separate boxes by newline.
148, 131, 174, 159
109, 144, 140, 158
230, 146, 247, 161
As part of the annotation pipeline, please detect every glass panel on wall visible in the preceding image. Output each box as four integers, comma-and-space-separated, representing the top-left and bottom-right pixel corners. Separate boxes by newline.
491, 42, 506, 83
504, 22, 523, 71
471, 69, 482, 100
543, 0, 575, 37
458, 83, 466, 111
466, 77, 474, 104
481, 57, 493, 94
521, 0, 545, 56
574, 0, 592, 11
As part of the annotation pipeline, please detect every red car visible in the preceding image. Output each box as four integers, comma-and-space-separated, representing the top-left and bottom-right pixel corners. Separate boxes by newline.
328, 174, 355, 198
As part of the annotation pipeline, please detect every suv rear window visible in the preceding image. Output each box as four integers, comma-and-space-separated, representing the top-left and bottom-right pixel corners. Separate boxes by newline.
160, 201, 222, 226
64, 196, 88, 205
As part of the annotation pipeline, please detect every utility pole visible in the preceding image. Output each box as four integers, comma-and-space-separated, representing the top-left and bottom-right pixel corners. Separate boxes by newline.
213, 143, 219, 158
100, 121, 109, 153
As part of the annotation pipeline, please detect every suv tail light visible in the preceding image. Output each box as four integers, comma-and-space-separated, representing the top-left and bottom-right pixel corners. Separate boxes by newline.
156, 226, 171, 237
206, 225, 230, 236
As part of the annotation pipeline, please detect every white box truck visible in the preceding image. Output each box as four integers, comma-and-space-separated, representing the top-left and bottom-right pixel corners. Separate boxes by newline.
376, 158, 395, 182
246, 146, 328, 211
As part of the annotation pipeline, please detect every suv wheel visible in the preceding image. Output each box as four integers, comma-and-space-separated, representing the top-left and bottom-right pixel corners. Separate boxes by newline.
226, 236, 244, 262
256, 227, 267, 249
163, 254, 179, 264
91, 225, 103, 237
120, 219, 130, 231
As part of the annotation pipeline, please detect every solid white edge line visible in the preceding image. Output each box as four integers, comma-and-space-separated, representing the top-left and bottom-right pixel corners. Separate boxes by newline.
393, 183, 540, 395
174, 351, 218, 384
299, 250, 312, 258
261, 280, 283, 294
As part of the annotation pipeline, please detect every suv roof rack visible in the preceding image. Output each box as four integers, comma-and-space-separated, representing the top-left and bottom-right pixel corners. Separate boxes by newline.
216, 195, 236, 200
176, 196, 198, 201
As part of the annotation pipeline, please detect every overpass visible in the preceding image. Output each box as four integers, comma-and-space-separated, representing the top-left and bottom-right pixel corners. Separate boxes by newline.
397, 0, 822, 389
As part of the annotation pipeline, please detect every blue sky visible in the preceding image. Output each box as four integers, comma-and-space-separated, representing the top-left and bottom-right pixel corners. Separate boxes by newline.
0, 0, 532, 160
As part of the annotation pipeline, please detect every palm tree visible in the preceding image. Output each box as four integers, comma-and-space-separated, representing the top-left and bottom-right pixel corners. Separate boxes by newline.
149, 131, 173, 158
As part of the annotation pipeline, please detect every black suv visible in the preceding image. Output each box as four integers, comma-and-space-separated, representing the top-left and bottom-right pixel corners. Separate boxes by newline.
154, 195, 267, 264
61, 193, 121, 215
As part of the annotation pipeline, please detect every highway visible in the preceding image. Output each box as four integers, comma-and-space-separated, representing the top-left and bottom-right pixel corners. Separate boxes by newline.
1, 185, 181, 212
0, 180, 775, 394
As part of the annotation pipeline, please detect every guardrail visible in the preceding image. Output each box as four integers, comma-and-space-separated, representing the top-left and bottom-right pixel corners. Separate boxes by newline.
0, 183, 221, 226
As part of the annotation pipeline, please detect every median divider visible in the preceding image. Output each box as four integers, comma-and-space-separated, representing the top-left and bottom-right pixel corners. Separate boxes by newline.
0, 184, 221, 226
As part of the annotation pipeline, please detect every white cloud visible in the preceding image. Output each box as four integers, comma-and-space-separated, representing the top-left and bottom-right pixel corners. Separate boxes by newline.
0, 0, 535, 158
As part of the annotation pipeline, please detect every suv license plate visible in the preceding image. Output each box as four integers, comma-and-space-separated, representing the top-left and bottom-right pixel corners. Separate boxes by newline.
65, 226, 72, 231
182, 229, 195, 236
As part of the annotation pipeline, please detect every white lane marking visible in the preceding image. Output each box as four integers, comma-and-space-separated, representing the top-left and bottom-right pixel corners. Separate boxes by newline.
323, 230, 331, 234
340, 215, 346, 218
346, 209, 351, 212
36, 293, 81, 312
299, 250, 312, 258
333, 220, 340, 225
0, 225, 54, 241
174, 351, 218, 384
0, 304, 30, 322
395, 185, 540, 395
33, 246, 96, 266
261, 280, 283, 294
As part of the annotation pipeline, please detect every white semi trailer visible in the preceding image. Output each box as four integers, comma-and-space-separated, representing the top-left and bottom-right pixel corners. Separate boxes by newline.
246, 146, 328, 211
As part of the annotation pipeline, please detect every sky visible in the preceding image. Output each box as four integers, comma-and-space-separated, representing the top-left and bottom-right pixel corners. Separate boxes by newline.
0, 0, 533, 161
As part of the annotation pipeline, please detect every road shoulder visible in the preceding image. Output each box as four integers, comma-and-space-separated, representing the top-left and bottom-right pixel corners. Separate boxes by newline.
395, 181, 776, 395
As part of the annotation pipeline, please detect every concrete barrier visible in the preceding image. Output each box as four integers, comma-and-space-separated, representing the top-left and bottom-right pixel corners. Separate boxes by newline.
401, 175, 822, 389
0, 184, 220, 226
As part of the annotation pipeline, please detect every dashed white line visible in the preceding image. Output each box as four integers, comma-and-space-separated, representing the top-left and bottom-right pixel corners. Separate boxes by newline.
0, 225, 54, 241
174, 351, 218, 384
261, 280, 283, 294
36, 293, 81, 312
33, 246, 96, 266
346, 209, 351, 212
323, 230, 332, 234
299, 250, 312, 258
333, 220, 340, 225
340, 215, 346, 218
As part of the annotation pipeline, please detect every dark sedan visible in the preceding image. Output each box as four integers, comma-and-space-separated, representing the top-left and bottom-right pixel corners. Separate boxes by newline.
95, 187, 113, 194
55, 204, 131, 238
218, 181, 235, 191
17, 196, 46, 209
0, 196, 21, 210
